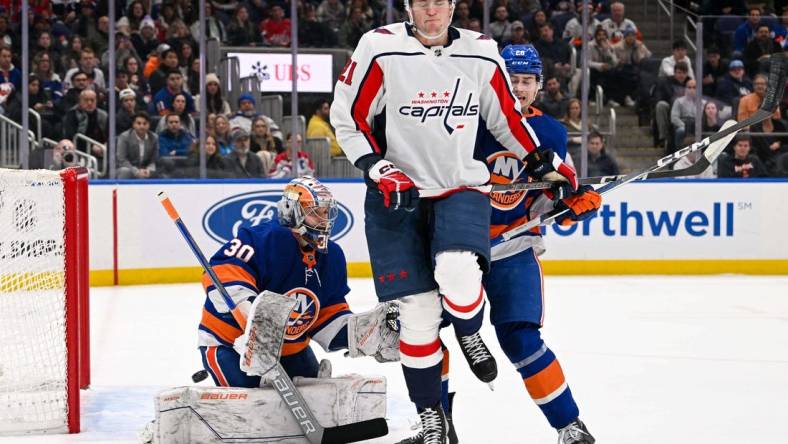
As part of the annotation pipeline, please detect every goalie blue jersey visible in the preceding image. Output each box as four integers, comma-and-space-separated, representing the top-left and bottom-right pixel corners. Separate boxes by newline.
476, 106, 568, 260
198, 220, 352, 356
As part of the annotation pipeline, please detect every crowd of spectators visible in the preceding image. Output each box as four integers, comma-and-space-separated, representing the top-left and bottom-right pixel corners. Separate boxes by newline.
0, 0, 786, 179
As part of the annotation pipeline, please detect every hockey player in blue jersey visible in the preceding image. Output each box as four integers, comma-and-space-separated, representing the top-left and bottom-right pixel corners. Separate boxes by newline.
197, 177, 361, 387
397, 45, 601, 444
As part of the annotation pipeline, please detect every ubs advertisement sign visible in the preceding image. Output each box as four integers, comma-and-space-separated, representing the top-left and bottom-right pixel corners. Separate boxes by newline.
227, 52, 334, 93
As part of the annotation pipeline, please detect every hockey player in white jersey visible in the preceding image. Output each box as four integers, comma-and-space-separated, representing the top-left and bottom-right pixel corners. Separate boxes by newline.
331, 1, 578, 442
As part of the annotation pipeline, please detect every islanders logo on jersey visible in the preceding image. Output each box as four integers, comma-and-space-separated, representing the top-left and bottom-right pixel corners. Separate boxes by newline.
487, 151, 528, 211
284, 287, 320, 340
202, 190, 353, 245
397, 78, 479, 135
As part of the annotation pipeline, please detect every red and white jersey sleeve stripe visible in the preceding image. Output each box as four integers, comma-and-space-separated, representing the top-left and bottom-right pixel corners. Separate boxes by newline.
330, 33, 385, 165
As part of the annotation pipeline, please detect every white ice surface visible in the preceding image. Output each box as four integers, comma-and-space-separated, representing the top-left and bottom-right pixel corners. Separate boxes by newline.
2, 276, 788, 443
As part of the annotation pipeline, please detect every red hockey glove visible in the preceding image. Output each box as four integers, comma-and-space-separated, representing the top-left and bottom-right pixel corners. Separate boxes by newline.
365, 158, 419, 211
522, 149, 578, 191
555, 185, 602, 226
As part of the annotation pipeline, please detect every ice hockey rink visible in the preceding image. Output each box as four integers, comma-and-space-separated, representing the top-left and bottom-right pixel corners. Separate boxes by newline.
4, 275, 788, 444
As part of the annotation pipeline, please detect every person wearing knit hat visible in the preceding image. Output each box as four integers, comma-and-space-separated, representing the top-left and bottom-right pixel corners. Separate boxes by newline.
229, 92, 283, 142
193, 72, 232, 116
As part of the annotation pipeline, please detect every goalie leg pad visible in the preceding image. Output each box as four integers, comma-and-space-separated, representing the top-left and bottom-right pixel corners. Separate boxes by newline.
150, 375, 388, 444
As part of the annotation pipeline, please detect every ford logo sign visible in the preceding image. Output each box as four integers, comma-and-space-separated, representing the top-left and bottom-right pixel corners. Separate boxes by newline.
202, 190, 354, 245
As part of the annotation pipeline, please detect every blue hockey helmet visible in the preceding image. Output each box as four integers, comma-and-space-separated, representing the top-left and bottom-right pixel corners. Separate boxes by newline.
501, 44, 543, 80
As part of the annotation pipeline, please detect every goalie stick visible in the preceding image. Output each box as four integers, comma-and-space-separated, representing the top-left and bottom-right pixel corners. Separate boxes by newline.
157, 192, 388, 444
421, 52, 787, 199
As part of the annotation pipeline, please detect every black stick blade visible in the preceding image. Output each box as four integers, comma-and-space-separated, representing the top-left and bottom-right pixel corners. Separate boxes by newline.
761, 52, 787, 112
321, 418, 389, 444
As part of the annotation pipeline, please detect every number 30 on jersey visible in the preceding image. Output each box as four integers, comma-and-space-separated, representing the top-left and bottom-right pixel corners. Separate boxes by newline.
224, 239, 254, 262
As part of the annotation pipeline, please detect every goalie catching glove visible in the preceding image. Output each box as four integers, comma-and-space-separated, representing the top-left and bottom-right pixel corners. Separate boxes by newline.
359, 155, 419, 211
347, 302, 400, 363
554, 185, 602, 225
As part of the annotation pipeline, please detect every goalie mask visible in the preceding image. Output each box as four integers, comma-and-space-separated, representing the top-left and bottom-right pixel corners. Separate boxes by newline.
277, 176, 338, 253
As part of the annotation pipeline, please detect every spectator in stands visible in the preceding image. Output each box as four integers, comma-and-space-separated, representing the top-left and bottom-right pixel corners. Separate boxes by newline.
601, 1, 638, 44
127, 0, 147, 31
71, 1, 100, 45
452, 1, 472, 29
563, 0, 600, 48
250, 116, 280, 173
227, 6, 260, 46
670, 79, 701, 152
339, 6, 372, 48
538, 76, 569, 119
306, 98, 342, 156
63, 48, 105, 92
90, 15, 110, 56
103, 32, 140, 72
701, 46, 726, 97
744, 24, 781, 76
158, 113, 193, 157
191, 2, 226, 42
57, 70, 90, 114
317, 0, 347, 32
659, 39, 695, 79
534, 22, 572, 85
299, 3, 339, 47
717, 135, 768, 178
62, 89, 107, 160
586, 131, 620, 176
61, 35, 85, 73
261, 5, 292, 47
503, 20, 530, 46
116, 16, 132, 40
467, 18, 482, 33
32, 52, 63, 102
26, 75, 59, 138
33, 31, 62, 75
124, 55, 150, 98
349, 0, 375, 24
270, 133, 316, 178
148, 48, 179, 96
526, 9, 548, 44
0, 46, 22, 92
561, 98, 593, 159
116, 88, 140, 134
227, 128, 266, 178
715, 59, 753, 106
490, 5, 513, 45
702, 101, 722, 134
195, 73, 231, 116
734, 6, 767, 55
132, 17, 161, 62
229, 93, 283, 141
156, 2, 180, 39
117, 111, 159, 179
150, 69, 195, 116
0, 16, 14, 51
186, 58, 201, 96
214, 114, 234, 156
739, 73, 784, 171
166, 20, 198, 58
588, 26, 618, 102
188, 134, 233, 178
610, 28, 650, 107
156, 93, 196, 136
654, 62, 690, 149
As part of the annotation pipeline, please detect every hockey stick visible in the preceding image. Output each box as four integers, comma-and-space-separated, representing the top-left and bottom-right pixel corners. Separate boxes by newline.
157, 193, 388, 444
422, 53, 787, 199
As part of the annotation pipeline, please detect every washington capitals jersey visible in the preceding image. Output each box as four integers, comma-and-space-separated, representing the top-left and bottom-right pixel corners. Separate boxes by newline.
198, 221, 351, 356
477, 106, 567, 261
331, 23, 541, 191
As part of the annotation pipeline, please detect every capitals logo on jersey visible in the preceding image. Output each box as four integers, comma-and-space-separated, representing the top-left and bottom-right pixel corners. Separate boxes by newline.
488, 151, 529, 211
397, 78, 479, 135
284, 287, 320, 340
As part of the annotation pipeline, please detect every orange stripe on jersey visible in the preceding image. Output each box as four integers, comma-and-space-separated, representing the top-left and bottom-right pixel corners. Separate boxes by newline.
201, 264, 257, 292
524, 359, 566, 400
200, 309, 243, 344
523, 106, 543, 118
490, 215, 540, 239
282, 340, 310, 356
441, 345, 450, 377
311, 302, 350, 331
206, 346, 229, 386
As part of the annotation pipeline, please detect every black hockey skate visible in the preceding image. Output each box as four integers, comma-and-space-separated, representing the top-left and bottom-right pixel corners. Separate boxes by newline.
557, 419, 595, 444
396, 393, 458, 444
456, 332, 497, 383
396, 404, 449, 444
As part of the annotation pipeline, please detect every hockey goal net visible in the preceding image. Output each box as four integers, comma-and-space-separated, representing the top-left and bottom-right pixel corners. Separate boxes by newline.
0, 167, 89, 434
